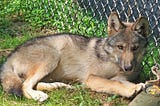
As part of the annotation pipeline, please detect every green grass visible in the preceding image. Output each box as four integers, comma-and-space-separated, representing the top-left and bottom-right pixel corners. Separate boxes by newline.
0, 34, 32, 63
0, 34, 32, 49
0, 84, 128, 106
0, 0, 107, 37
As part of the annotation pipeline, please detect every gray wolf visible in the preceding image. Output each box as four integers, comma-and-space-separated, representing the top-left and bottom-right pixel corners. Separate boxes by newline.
0, 12, 150, 102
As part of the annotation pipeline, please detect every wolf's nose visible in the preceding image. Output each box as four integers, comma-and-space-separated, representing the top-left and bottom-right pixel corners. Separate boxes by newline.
124, 65, 133, 71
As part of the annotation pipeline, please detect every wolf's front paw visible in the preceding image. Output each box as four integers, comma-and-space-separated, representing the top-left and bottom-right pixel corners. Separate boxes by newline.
126, 83, 144, 98
135, 83, 144, 92
137, 83, 146, 90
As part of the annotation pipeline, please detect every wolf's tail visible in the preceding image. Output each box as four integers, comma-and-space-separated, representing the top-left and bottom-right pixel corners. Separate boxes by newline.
0, 66, 23, 97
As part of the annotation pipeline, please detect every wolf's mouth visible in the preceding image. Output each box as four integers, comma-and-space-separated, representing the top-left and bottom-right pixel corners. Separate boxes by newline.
120, 63, 134, 72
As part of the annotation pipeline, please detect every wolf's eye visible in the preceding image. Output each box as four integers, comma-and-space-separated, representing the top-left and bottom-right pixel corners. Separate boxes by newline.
117, 45, 124, 50
132, 46, 139, 51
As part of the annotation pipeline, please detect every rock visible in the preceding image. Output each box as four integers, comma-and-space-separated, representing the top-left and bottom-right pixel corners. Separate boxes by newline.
129, 91, 160, 106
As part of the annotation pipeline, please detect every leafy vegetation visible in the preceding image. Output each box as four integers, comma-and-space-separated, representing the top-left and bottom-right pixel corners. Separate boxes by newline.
22, 0, 107, 37
141, 41, 160, 81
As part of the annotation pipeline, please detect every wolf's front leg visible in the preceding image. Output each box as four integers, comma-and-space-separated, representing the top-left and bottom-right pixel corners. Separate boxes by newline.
85, 75, 143, 98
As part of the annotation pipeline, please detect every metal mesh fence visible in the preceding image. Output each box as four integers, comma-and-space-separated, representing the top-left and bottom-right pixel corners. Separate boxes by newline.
1, 0, 160, 80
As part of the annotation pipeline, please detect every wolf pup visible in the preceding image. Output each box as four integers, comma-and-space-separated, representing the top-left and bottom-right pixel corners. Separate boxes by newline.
0, 12, 150, 102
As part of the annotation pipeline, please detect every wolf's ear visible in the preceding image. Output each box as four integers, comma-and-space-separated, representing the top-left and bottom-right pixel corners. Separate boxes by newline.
108, 12, 125, 36
132, 17, 150, 37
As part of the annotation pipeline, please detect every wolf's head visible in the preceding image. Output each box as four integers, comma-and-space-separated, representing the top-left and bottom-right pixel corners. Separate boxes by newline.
104, 12, 150, 72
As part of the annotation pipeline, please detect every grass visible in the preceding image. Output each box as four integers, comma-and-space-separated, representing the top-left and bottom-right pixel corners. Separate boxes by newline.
0, 84, 129, 106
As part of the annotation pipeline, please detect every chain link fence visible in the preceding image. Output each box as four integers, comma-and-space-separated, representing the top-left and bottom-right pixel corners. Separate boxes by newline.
1, 0, 160, 80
